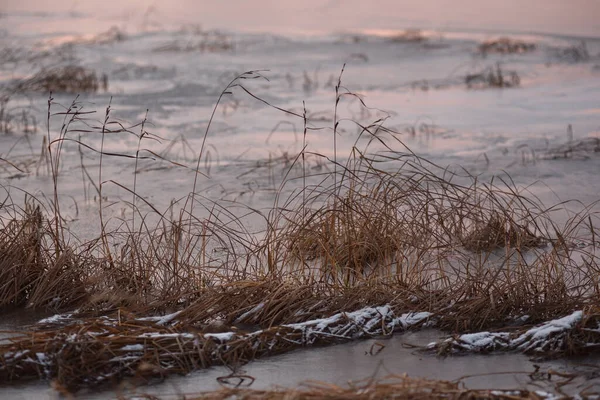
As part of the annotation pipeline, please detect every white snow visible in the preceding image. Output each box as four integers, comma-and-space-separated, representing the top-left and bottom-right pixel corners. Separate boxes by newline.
138, 332, 196, 339
137, 311, 182, 325
204, 332, 235, 341
120, 344, 145, 351
513, 310, 583, 351
395, 312, 432, 329
234, 302, 265, 323
38, 312, 75, 324
430, 310, 587, 354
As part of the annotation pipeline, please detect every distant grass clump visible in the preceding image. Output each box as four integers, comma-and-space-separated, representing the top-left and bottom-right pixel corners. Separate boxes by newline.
465, 63, 520, 88
13, 65, 108, 94
478, 37, 536, 55
552, 41, 591, 63
153, 29, 233, 53
387, 29, 428, 43
0, 94, 37, 135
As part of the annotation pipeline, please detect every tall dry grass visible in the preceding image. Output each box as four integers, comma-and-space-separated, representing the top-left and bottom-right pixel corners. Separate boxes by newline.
1, 69, 598, 320
1, 68, 600, 389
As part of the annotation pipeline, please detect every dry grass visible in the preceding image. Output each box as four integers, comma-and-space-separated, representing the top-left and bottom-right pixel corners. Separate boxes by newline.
429, 307, 600, 357
551, 41, 591, 63
0, 203, 89, 310
153, 29, 233, 53
0, 94, 38, 135
478, 38, 536, 55
465, 63, 520, 88
0, 70, 599, 391
133, 374, 598, 400
13, 65, 107, 94
387, 29, 428, 44
0, 299, 431, 390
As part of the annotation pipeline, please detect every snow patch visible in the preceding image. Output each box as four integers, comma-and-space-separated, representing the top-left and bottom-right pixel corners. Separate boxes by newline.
137, 311, 182, 325
234, 302, 265, 323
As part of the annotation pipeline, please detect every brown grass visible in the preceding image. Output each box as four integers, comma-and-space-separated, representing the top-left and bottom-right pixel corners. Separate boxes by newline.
388, 29, 428, 44
0, 70, 599, 391
153, 29, 233, 53
0, 203, 89, 310
135, 374, 598, 400
12, 65, 107, 94
0, 297, 431, 390
465, 63, 520, 88
478, 38, 536, 55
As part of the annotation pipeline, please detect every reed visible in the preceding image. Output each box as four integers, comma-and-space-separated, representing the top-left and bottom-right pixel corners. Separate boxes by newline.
0, 69, 599, 392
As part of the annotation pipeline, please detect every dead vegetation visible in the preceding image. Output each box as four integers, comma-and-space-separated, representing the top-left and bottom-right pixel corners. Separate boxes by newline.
136, 373, 598, 400
541, 126, 600, 160
153, 29, 233, 53
0, 94, 38, 135
465, 63, 520, 88
0, 70, 599, 392
478, 37, 536, 55
387, 29, 428, 44
12, 65, 108, 94
0, 203, 88, 310
70, 26, 127, 46
0, 301, 431, 390
551, 41, 591, 63
429, 308, 600, 358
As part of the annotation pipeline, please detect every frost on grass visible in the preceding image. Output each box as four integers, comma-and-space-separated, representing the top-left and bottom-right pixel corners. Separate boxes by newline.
137, 311, 182, 326
430, 310, 600, 356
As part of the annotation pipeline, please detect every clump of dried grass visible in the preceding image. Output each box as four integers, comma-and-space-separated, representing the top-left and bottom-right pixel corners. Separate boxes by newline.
153, 30, 233, 53
462, 213, 542, 252
543, 138, 600, 161
0, 94, 38, 135
465, 63, 520, 88
551, 41, 591, 63
478, 38, 536, 55
0, 203, 88, 310
430, 307, 600, 357
388, 29, 428, 44
14, 65, 107, 94
75, 26, 127, 46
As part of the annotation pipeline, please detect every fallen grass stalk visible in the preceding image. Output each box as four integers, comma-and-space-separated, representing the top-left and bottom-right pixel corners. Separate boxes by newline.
0, 303, 430, 390
132, 373, 598, 400
429, 308, 600, 357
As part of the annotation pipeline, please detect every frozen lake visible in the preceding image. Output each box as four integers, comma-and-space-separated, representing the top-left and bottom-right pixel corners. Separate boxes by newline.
1, 0, 600, 397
